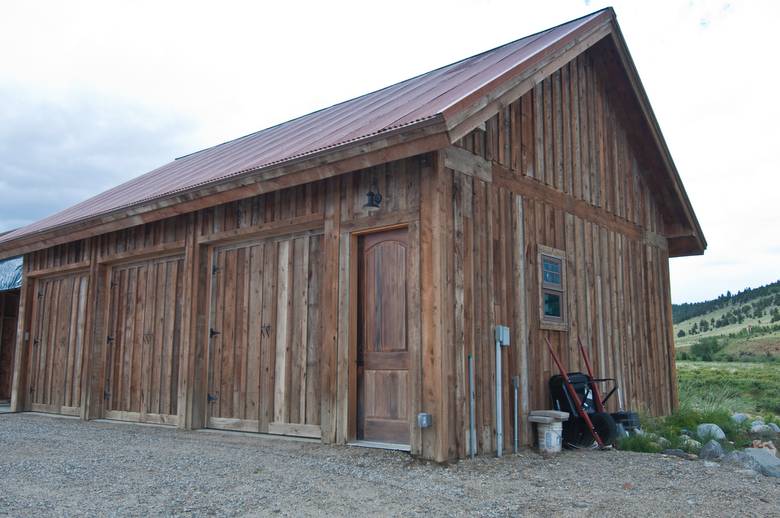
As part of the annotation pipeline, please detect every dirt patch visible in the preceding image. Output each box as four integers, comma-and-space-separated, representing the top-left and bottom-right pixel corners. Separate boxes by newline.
0, 413, 778, 517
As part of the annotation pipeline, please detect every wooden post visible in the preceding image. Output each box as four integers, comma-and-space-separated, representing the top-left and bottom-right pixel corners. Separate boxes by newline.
178, 213, 200, 429
320, 177, 341, 443
419, 151, 454, 462
81, 238, 100, 419
10, 258, 32, 412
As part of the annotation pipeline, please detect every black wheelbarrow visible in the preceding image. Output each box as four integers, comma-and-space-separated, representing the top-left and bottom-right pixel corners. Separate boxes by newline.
546, 337, 637, 448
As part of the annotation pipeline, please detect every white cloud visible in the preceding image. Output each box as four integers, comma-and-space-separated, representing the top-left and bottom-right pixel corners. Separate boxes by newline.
0, 0, 776, 302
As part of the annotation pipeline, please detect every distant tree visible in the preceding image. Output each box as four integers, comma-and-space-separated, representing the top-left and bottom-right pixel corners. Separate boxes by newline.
677, 329, 686, 338
691, 337, 723, 361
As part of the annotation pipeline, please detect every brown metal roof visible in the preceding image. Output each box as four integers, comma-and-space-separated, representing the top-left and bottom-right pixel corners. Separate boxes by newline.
0, 10, 608, 249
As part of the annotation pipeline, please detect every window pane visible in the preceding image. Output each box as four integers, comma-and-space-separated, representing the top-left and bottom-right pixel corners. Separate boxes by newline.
543, 292, 561, 318
542, 256, 562, 286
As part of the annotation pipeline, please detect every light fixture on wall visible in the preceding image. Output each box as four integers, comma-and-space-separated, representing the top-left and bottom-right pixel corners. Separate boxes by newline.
362, 180, 382, 212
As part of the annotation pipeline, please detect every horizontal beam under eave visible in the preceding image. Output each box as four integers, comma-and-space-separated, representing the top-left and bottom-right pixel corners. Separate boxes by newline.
667, 235, 705, 257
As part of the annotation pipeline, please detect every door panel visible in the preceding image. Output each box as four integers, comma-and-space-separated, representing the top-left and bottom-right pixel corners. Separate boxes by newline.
357, 228, 410, 445
27, 273, 89, 415
206, 233, 322, 438
104, 256, 183, 424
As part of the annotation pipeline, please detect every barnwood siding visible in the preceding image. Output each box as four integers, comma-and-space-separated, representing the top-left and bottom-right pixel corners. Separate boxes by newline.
103, 256, 185, 425
444, 48, 676, 457
26, 272, 90, 415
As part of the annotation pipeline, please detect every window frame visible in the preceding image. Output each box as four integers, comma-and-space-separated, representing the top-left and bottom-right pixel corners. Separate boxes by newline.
538, 245, 568, 331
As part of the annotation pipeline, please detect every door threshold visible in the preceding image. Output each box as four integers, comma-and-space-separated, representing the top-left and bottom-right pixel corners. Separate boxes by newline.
348, 440, 411, 452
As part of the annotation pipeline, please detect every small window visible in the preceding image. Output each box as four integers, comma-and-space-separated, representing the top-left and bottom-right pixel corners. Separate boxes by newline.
539, 246, 567, 330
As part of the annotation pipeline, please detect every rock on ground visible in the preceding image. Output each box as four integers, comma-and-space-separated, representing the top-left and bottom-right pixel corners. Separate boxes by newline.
743, 448, 780, 478
699, 440, 724, 461
696, 423, 726, 441
0, 414, 779, 518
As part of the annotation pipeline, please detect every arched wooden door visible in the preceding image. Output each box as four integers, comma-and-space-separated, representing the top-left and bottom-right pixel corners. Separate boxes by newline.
356, 227, 410, 445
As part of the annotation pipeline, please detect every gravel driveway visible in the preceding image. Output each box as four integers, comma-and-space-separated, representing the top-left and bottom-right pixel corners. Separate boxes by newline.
0, 413, 778, 517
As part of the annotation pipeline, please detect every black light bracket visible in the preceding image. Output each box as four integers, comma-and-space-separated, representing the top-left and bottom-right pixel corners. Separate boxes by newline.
363, 179, 383, 211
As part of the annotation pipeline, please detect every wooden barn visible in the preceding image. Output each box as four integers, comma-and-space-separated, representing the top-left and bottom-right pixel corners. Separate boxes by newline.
0, 9, 704, 461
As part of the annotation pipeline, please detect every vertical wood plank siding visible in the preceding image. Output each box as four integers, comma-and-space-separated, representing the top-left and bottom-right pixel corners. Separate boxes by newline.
13, 46, 680, 461
447, 49, 676, 455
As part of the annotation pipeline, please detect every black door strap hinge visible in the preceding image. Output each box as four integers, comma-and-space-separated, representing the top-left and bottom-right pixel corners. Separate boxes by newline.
209, 328, 220, 338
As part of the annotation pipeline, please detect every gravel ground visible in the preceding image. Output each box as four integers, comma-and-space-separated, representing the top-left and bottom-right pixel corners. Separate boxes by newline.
0, 413, 778, 517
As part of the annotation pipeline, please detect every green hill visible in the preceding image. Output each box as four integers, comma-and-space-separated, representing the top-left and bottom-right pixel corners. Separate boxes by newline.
673, 280, 780, 362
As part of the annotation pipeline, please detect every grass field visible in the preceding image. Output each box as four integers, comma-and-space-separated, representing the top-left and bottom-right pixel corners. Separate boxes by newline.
617, 361, 780, 453
677, 361, 780, 419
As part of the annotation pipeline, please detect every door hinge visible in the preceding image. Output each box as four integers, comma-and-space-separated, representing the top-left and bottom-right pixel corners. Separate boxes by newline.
106, 335, 114, 345
104, 390, 111, 400
110, 281, 118, 289
207, 393, 218, 403
209, 328, 221, 338
212, 265, 220, 275
33, 338, 40, 346
37, 291, 43, 298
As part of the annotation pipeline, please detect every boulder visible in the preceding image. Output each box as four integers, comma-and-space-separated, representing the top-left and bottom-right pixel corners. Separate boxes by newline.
751, 419, 765, 427
699, 440, 724, 460
750, 440, 777, 457
750, 423, 774, 437
657, 437, 671, 448
697, 423, 726, 441
730, 413, 749, 425
743, 448, 780, 478
768, 423, 780, 434
678, 435, 702, 452
722, 451, 763, 472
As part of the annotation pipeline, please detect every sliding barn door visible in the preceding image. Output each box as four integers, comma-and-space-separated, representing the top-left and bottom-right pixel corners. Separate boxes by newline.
103, 256, 184, 424
27, 273, 90, 415
357, 228, 410, 445
206, 233, 322, 438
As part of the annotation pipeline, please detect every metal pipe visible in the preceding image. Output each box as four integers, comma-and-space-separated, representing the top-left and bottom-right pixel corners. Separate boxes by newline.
496, 338, 503, 457
512, 375, 520, 454
468, 354, 476, 459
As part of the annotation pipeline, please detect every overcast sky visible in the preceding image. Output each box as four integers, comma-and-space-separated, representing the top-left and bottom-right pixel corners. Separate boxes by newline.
0, 0, 777, 303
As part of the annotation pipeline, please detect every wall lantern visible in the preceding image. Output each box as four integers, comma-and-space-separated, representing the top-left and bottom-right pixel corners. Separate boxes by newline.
362, 181, 383, 211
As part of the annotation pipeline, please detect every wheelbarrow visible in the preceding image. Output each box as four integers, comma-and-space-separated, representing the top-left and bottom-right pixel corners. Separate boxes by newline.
546, 337, 634, 448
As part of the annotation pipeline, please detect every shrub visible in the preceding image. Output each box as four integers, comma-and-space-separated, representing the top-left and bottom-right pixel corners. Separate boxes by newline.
690, 337, 724, 361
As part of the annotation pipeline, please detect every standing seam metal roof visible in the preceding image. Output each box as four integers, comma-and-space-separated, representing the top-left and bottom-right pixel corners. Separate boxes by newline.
0, 10, 605, 246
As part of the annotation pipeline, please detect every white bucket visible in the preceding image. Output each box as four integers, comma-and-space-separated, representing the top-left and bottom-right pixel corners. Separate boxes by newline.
537, 421, 563, 454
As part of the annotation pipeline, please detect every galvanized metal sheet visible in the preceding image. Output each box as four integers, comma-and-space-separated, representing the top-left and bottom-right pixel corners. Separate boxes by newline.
0, 256, 22, 291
